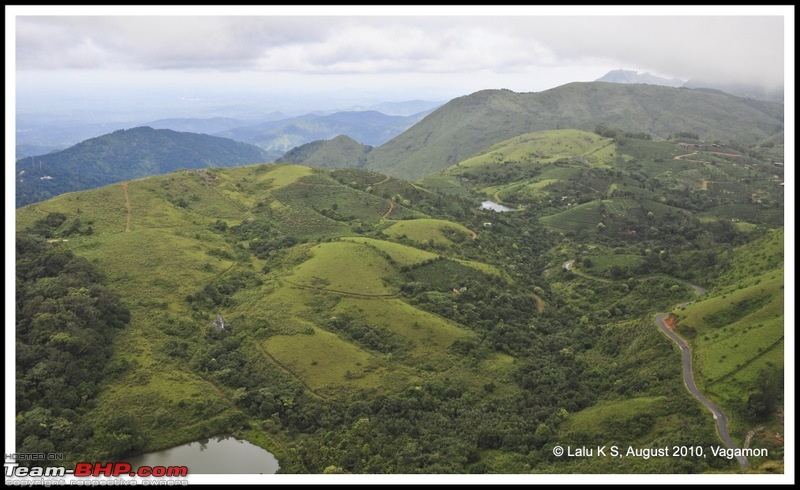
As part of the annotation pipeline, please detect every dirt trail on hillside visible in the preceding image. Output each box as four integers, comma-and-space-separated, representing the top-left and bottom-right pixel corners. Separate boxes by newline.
673, 152, 707, 163
284, 279, 399, 299
533, 294, 545, 313
254, 343, 328, 401
122, 182, 132, 232
707, 151, 744, 157
382, 200, 396, 219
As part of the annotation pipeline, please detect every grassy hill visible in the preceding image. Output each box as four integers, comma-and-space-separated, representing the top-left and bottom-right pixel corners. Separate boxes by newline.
420, 129, 783, 253
457, 129, 617, 169
366, 83, 784, 181
672, 229, 784, 449
276, 135, 372, 169
16, 164, 546, 470
15, 127, 269, 207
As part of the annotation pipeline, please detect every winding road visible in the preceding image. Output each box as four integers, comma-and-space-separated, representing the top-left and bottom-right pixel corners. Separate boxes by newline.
655, 313, 749, 468
562, 259, 748, 468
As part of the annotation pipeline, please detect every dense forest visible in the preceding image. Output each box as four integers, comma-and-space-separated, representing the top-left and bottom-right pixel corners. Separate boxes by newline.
16, 215, 130, 462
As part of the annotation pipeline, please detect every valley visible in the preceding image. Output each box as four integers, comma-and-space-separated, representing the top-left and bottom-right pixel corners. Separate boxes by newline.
14, 85, 785, 475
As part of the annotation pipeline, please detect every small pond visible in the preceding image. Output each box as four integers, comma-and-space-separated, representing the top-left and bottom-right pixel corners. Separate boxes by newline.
128, 436, 279, 474
480, 200, 515, 212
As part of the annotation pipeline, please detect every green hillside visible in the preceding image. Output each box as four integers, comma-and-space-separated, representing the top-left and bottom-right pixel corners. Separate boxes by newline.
16, 164, 563, 472
457, 129, 616, 169
276, 134, 372, 169
15, 126, 270, 207
384, 218, 476, 246
671, 228, 784, 450
420, 128, 782, 273
367, 83, 783, 180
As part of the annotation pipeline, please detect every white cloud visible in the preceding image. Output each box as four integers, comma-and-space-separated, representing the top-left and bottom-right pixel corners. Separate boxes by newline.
11, 9, 792, 113
251, 23, 557, 75
16, 14, 786, 85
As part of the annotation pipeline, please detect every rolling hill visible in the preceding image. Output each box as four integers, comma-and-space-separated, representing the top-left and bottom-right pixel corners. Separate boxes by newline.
14, 164, 533, 469
15, 127, 269, 207
275, 135, 372, 169
365, 82, 784, 181
425, 128, 782, 225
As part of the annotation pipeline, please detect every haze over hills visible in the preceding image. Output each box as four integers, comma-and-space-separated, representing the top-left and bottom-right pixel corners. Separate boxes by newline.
597, 69, 784, 102
213, 109, 431, 158
681, 79, 785, 102
15, 101, 440, 159
145, 115, 284, 135
355, 99, 443, 116
596, 69, 685, 87
15, 127, 269, 207
15, 115, 134, 159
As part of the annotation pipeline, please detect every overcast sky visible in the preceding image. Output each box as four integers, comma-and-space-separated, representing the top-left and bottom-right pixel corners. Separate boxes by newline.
8, 6, 794, 117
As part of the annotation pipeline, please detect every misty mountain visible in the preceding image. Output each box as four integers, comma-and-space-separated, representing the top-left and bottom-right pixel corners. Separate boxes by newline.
357, 99, 443, 116
15, 115, 134, 158
144, 116, 280, 134
214, 110, 431, 155
15, 143, 63, 159
365, 82, 784, 181
15, 127, 269, 207
276, 135, 372, 169
682, 79, 784, 101
596, 69, 685, 87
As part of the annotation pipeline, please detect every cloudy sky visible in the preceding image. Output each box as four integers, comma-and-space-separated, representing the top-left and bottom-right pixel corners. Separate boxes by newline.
8, 6, 793, 117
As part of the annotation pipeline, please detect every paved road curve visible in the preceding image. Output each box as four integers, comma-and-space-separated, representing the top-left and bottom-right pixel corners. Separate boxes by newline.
655, 312, 750, 468
563, 258, 749, 468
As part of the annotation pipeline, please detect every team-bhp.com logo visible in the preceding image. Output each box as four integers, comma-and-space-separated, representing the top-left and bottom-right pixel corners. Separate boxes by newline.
75, 463, 188, 477
6, 462, 188, 484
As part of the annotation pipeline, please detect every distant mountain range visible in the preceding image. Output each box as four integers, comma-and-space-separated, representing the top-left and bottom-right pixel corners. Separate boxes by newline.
15, 100, 442, 159
145, 114, 286, 135
16, 82, 784, 205
355, 99, 443, 116
212, 110, 432, 159
15, 127, 268, 207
